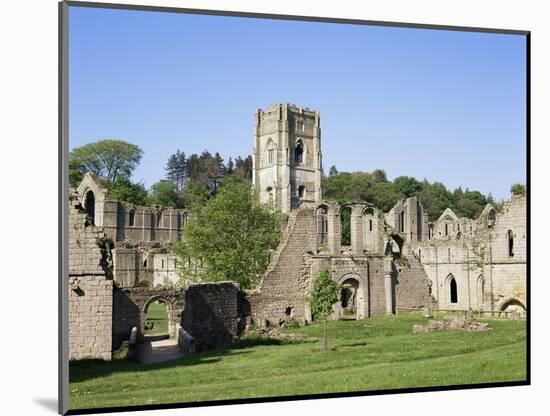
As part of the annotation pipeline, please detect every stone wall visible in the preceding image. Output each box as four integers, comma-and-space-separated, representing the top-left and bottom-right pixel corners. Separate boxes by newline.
249, 209, 315, 325
182, 282, 243, 351
112, 287, 185, 349
410, 195, 526, 313
394, 254, 434, 310
68, 194, 113, 360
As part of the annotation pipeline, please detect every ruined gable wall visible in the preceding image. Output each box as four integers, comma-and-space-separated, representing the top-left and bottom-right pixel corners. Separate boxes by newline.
394, 254, 434, 310
249, 208, 316, 325
68, 197, 113, 361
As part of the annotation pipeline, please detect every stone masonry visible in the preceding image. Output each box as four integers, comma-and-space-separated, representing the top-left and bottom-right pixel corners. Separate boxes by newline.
68, 190, 113, 360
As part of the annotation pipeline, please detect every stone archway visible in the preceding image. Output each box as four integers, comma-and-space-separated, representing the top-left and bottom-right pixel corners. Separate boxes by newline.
336, 274, 366, 320
499, 298, 526, 317
143, 296, 173, 338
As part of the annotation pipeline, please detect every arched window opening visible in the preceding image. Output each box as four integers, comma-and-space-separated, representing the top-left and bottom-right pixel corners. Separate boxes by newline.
369, 219, 373, 232
477, 276, 485, 306
298, 186, 306, 199
340, 278, 359, 318
129, 209, 135, 226
161, 259, 165, 269
316, 206, 328, 246
266, 139, 275, 165
84, 190, 95, 225
448, 247, 451, 262
508, 230, 514, 257
445, 223, 448, 236
294, 140, 304, 164
399, 210, 405, 233
418, 249, 422, 261
156, 211, 162, 227
340, 206, 352, 247
450, 277, 458, 304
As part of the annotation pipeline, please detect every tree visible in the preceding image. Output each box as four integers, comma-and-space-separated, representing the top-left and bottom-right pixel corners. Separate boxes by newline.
226, 157, 235, 175
165, 150, 186, 194
328, 165, 339, 177
148, 180, 180, 207
418, 182, 454, 221
107, 177, 148, 205
69, 139, 143, 184
393, 176, 424, 197
182, 181, 211, 211
510, 183, 526, 196
310, 269, 340, 352
175, 176, 280, 289
370, 169, 388, 183
234, 155, 253, 181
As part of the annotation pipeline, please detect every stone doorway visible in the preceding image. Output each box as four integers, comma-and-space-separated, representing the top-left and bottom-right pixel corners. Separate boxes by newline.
340, 277, 360, 320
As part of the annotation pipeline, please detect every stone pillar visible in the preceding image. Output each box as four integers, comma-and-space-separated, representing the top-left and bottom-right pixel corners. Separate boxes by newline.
384, 256, 393, 314
328, 206, 341, 255
351, 206, 364, 255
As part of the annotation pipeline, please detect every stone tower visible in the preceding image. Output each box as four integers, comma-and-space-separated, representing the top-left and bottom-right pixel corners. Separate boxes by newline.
252, 103, 323, 214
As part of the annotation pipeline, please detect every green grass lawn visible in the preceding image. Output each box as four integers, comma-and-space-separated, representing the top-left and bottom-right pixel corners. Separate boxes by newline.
69, 314, 526, 410
144, 302, 168, 336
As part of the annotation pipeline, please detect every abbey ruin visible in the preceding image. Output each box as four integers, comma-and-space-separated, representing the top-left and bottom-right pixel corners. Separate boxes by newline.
68, 103, 527, 360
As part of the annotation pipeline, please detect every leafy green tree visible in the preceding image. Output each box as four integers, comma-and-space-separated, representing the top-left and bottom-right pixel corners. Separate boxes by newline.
417, 182, 454, 221
510, 183, 526, 196
370, 168, 388, 183
310, 269, 340, 351
175, 176, 280, 289
393, 176, 424, 197
328, 165, 339, 177
366, 181, 404, 212
148, 180, 180, 207
107, 177, 148, 205
182, 181, 211, 211
68, 158, 87, 187
69, 139, 143, 184
455, 190, 487, 218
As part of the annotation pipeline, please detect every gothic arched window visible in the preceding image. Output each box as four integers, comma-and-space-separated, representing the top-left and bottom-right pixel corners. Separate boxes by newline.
294, 140, 304, 164
449, 276, 458, 304
85, 190, 95, 225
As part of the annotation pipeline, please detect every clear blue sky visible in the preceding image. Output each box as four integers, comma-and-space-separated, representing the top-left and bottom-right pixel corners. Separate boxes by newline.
69, 6, 526, 201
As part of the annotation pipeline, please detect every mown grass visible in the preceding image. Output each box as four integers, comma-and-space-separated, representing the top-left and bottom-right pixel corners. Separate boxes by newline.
144, 302, 168, 336
69, 314, 526, 410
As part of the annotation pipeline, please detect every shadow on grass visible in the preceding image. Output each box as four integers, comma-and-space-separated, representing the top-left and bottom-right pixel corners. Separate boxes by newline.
70, 334, 315, 384
70, 347, 250, 384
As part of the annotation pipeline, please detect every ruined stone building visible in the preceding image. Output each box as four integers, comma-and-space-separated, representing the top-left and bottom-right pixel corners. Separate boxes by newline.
67, 103, 527, 361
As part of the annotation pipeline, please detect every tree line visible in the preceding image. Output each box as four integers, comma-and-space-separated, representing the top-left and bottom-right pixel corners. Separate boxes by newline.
323, 166, 525, 221
69, 139, 252, 209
